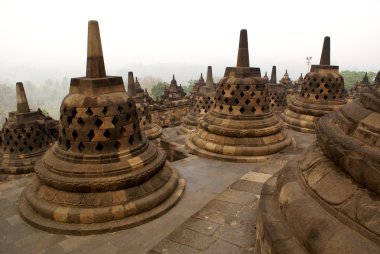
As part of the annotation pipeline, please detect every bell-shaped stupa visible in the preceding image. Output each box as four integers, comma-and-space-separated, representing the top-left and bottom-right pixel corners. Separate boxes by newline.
267, 66, 287, 112
349, 72, 371, 100
186, 30, 291, 162
256, 82, 380, 254
18, 21, 185, 235
0, 82, 57, 179
282, 37, 347, 133
128, 72, 162, 144
179, 66, 217, 134
190, 73, 206, 99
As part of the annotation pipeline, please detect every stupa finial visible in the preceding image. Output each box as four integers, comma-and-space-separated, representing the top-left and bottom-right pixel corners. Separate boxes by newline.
320, 36, 330, 65
16, 82, 30, 113
236, 29, 250, 67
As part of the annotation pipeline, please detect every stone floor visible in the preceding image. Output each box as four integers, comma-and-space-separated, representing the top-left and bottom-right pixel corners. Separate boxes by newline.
0, 128, 315, 254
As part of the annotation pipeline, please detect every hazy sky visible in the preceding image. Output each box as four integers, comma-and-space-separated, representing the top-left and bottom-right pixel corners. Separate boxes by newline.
0, 0, 379, 85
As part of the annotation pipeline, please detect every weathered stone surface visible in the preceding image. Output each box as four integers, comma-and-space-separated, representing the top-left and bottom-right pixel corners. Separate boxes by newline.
0, 82, 58, 180
18, 20, 185, 235
127, 72, 162, 144
267, 66, 288, 113
186, 30, 291, 162
257, 78, 380, 252
179, 66, 217, 134
282, 36, 347, 133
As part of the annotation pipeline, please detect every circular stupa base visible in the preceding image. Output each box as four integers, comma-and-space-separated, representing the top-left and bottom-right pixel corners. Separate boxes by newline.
0, 151, 46, 181
186, 134, 291, 163
281, 109, 316, 133
143, 124, 163, 145
256, 144, 380, 254
18, 162, 185, 235
177, 124, 195, 135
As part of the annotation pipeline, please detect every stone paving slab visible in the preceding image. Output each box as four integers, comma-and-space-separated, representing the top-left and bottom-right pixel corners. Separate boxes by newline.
148, 129, 315, 254
0, 128, 315, 254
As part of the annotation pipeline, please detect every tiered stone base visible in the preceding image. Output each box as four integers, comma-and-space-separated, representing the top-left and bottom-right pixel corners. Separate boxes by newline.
186, 112, 291, 162
178, 113, 200, 135
143, 123, 163, 145
0, 150, 46, 181
282, 98, 344, 133
18, 142, 185, 235
256, 144, 380, 254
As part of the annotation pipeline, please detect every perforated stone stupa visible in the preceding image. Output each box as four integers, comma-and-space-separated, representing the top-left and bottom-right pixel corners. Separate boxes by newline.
18, 20, 185, 235
178, 66, 217, 134
0, 82, 57, 179
256, 82, 380, 254
349, 72, 371, 100
127, 72, 162, 144
186, 30, 291, 162
282, 36, 347, 133
190, 73, 206, 99
161, 75, 186, 101
267, 66, 287, 112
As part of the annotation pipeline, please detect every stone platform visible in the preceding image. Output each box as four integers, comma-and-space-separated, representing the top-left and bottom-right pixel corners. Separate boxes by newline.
1, 128, 314, 254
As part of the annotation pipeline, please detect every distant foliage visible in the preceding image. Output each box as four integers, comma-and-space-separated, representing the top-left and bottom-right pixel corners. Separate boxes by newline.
150, 82, 169, 100
184, 80, 197, 95
340, 70, 376, 90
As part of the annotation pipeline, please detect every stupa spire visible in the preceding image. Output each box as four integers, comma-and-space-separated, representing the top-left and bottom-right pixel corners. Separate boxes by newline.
86, 20, 106, 78
16, 82, 30, 113
128, 71, 136, 96
236, 29, 250, 67
320, 36, 330, 65
270, 66, 277, 84
206, 66, 214, 88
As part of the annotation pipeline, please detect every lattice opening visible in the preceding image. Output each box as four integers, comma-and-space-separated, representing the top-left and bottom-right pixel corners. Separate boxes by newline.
239, 107, 245, 114
95, 142, 104, 151
67, 116, 73, 125
94, 118, 103, 128
72, 130, 78, 139
72, 108, 77, 117
128, 135, 134, 145
114, 141, 121, 149
87, 130, 95, 141
86, 108, 93, 116
78, 118, 85, 126
78, 142, 85, 152
66, 140, 71, 150
102, 106, 108, 115
103, 129, 111, 139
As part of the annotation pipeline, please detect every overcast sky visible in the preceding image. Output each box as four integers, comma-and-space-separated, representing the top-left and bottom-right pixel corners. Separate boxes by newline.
0, 0, 379, 85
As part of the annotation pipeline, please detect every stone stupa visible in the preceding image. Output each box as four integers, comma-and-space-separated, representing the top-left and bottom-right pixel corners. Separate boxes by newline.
0, 82, 57, 180
282, 36, 347, 133
19, 20, 185, 235
161, 75, 186, 101
178, 66, 216, 134
127, 72, 162, 144
186, 30, 291, 162
267, 66, 287, 112
256, 78, 380, 254
349, 72, 371, 100
190, 73, 206, 99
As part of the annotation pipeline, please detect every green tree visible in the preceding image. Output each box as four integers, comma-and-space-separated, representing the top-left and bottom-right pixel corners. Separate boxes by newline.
150, 82, 169, 100
340, 70, 376, 90
184, 80, 197, 95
